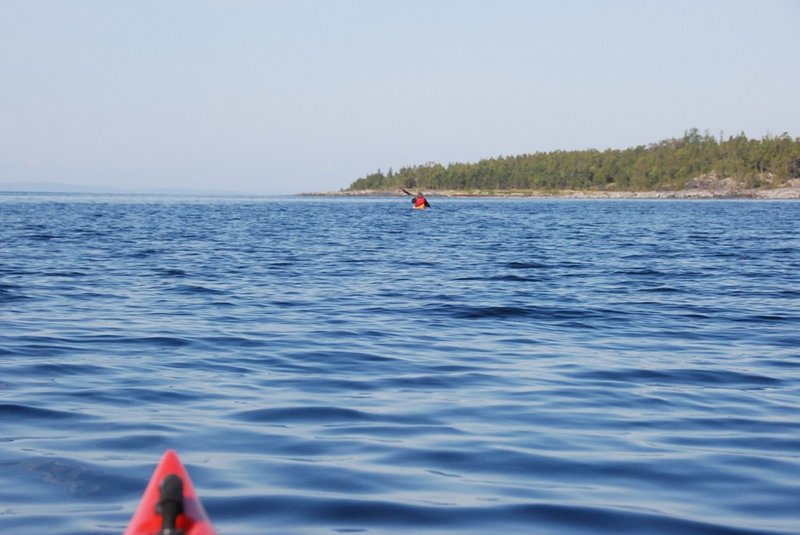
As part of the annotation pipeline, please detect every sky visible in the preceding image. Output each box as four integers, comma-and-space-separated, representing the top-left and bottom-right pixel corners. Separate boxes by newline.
1, 0, 798, 194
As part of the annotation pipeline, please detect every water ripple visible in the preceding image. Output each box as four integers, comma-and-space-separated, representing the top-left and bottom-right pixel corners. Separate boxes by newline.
1, 196, 799, 534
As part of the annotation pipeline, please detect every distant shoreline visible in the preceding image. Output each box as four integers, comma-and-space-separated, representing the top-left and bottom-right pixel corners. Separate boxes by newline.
308, 189, 800, 200
307, 178, 800, 200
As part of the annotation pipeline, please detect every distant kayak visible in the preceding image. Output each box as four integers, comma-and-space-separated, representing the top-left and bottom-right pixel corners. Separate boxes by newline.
124, 450, 216, 535
403, 189, 431, 209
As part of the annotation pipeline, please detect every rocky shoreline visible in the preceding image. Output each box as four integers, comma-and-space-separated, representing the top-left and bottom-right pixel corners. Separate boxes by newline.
309, 177, 800, 199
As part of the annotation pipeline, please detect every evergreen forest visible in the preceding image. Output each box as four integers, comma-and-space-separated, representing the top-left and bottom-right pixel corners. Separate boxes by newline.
345, 129, 800, 193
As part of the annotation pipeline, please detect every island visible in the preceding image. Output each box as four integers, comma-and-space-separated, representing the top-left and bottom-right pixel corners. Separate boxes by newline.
329, 130, 800, 199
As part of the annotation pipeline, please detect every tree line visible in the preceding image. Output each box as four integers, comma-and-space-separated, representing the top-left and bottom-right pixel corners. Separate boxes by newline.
345, 129, 800, 192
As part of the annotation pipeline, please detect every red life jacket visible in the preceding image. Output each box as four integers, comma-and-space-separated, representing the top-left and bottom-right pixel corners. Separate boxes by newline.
414, 196, 427, 208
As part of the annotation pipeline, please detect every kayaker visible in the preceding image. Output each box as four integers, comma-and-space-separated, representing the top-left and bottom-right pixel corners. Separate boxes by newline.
413, 192, 431, 209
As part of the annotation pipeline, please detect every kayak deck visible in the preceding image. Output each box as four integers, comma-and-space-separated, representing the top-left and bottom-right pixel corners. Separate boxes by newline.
124, 449, 216, 535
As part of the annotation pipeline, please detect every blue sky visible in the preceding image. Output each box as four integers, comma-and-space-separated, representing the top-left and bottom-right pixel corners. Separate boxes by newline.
1, 0, 798, 194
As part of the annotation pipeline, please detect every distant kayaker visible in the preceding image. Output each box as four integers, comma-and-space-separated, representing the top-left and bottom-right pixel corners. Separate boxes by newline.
412, 192, 431, 209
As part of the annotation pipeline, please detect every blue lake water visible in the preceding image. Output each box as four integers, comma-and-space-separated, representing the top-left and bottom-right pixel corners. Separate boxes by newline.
1, 193, 799, 535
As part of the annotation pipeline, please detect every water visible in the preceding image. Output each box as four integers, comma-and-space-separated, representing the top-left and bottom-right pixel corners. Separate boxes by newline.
1, 193, 799, 535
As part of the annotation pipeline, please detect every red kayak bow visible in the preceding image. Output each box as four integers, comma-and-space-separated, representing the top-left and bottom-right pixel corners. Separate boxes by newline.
124, 449, 216, 535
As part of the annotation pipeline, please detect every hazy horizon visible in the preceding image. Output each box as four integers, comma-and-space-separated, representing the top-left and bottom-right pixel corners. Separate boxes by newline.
2, 0, 798, 195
